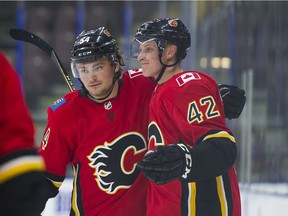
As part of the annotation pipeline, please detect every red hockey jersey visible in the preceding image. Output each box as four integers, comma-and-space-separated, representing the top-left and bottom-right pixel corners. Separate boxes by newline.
0, 50, 45, 184
0, 51, 35, 157
146, 71, 241, 216
39, 69, 155, 216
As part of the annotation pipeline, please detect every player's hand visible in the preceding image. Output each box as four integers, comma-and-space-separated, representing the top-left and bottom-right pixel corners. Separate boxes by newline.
136, 143, 192, 184
219, 84, 246, 119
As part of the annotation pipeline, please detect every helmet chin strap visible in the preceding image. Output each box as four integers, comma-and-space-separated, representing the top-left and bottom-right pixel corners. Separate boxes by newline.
154, 53, 177, 83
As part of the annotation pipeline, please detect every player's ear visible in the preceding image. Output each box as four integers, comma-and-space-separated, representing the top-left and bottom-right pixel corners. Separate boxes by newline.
114, 62, 120, 73
166, 44, 177, 60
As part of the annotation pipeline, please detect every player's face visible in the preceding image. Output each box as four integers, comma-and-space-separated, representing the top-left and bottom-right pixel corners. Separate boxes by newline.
77, 58, 117, 99
137, 40, 162, 78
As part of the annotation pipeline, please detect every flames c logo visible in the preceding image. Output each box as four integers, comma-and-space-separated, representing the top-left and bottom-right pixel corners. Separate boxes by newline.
88, 132, 147, 194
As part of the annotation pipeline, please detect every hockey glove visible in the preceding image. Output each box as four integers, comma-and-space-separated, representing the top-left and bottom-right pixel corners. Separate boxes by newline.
219, 84, 246, 119
137, 143, 192, 184
0, 171, 55, 216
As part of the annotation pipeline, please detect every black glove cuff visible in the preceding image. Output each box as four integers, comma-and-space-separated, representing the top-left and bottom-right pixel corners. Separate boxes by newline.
175, 143, 193, 180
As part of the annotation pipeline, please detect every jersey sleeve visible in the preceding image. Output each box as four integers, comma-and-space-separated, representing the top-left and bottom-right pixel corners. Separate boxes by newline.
160, 73, 227, 144
38, 99, 76, 188
163, 73, 237, 181
0, 51, 35, 156
0, 51, 46, 183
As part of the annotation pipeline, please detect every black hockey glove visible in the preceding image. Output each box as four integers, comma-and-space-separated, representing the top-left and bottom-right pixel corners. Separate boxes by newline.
137, 143, 192, 185
219, 84, 246, 119
0, 171, 55, 216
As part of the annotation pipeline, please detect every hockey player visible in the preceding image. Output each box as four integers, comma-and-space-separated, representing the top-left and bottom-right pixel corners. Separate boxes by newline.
39, 27, 244, 215
0, 50, 51, 216
39, 27, 155, 216
132, 18, 241, 216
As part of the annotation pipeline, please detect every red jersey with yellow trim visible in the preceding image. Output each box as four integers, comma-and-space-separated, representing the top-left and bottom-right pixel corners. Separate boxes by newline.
0, 50, 45, 185
39, 69, 155, 216
0, 51, 35, 157
147, 71, 241, 216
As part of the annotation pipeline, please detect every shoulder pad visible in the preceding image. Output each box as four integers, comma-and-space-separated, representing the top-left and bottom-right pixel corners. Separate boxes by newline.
175, 72, 201, 87
49, 97, 66, 111
127, 68, 143, 79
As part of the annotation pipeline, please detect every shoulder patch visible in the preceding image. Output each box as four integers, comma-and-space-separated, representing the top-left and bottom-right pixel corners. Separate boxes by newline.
50, 97, 66, 111
176, 72, 201, 86
127, 68, 143, 79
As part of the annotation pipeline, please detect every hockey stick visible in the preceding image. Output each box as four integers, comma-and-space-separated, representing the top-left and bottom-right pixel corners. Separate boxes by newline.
9, 28, 75, 92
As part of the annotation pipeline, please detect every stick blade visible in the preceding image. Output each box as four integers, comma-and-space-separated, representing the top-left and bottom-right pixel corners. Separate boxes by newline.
9, 28, 75, 92
9, 28, 53, 57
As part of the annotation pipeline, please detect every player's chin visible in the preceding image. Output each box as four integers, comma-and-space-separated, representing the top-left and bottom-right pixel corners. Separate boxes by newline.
141, 68, 153, 77
88, 89, 105, 98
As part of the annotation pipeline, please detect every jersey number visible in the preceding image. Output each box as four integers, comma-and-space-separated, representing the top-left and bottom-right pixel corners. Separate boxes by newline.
187, 96, 220, 124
